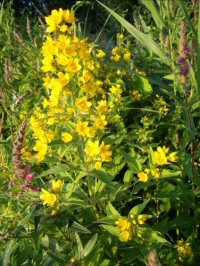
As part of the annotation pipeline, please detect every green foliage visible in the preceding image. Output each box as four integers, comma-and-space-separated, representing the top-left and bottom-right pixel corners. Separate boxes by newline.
0, 0, 200, 265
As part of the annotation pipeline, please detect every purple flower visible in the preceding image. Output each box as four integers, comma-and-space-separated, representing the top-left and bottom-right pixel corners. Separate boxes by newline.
24, 165, 31, 174
25, 173, 33, 181
21, 184, 28, 191
177, 57, 185, 63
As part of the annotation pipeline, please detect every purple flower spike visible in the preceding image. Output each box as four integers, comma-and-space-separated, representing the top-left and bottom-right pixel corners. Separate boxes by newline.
25, 173, 33, 181
21, 184, 28, 191
177, 57, 185, 63
24, 165, 31, 174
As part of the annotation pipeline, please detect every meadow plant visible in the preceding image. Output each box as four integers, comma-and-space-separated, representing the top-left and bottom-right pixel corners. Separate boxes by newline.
0, 1, 200, 265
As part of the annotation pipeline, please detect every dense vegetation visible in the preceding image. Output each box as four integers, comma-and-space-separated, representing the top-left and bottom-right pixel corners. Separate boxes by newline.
0, 0, 200, 265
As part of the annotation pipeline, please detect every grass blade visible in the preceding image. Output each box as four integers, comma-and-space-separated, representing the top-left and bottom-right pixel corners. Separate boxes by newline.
197, 2, 200, 98
141, 0, 165, 29
97, 0, 169, 65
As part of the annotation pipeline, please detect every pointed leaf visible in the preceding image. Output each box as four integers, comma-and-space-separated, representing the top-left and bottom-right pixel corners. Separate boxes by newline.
83, 234, 98, 257
141, 0, 165, 29
129, 199, 150, 216
97, 1, 169, 65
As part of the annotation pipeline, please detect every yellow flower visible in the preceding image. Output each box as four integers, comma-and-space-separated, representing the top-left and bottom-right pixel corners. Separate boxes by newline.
52, 180, 64, 192
84, 140, 100, 156
116, 217, 133, 242
86, 127, 96, 138
81, 82, 99, 96
167, 152, 178, 162
51, 209, 58, 216
96, 49, 106, 58
57, 72, 70, 88
42, 37, 57, 57
76, 121, 89, 137
100, 141, 112, 162
67, 107, 74, 116
117, 33, 124, 39
40, 189, 57, 207
67, 58, 82, 73
132, 91, 142, 101
33, 140, 48, 154
41, 56, 55, 72
80, 71, 92, 83
177, 239, 193, 257
158, 146, 169, 154
110, 85, 122, 96
62, 132, 73, 143
45, 9, 64, 33
112, 47, 120, 55
124, 52, 131, 61
116, 218, 132, 231
35, 152, 45, 162
94, 161, 102, 170
76, 96, 92, 113
119, 230, 132, 242
138, 171, 149, 182
150, 168, 160, 178
95, 115, 107, 130
154, 146, 168, 165
97, 100, 107, 113
59, 24, 69, 32
137, 214, 148, 225
63, 9, 76, 24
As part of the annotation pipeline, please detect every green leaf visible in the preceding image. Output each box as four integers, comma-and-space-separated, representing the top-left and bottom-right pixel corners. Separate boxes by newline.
123, 169, 134, 184
142, 228, 169, 245
75, 232, 84, 259
139, 13, 151, 34
97, 215, 119, 225
97, 1, 169, 65
37, 164, 70, 178
106, 202, 120, 217
2, 240, 16, 266
132, 76, 153, 96
61, 198, 90, 208
149, 146, 155, 166
83, 234, 98, 257
129, 199, 150, 216
141, 0, 165, 29
0, 194, 9, 204
122, 247, 141, 263
71, 222, 91, 234
107, 162, 125, 177
101, 225, 119, 237
182, 153, 193, 179
93, 170, 114, 187
160, 169, 181, 178
122, 152, 142, 173
163, 74, 175, 80
47, 252, 66, 264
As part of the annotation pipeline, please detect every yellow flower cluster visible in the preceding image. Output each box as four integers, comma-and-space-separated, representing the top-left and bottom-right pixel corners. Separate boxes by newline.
153, 95, 169, 116
138, 168, 160, 182
40, 179, 64, 208
154, 146, 178, 165
137, 146, 178, 182
111, 47, 131, 62
116, 217, 133, 242
177, 239, 193, 258
116, 214, 149, 242
28, 9, 130, 170
45, 8, 75, 33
